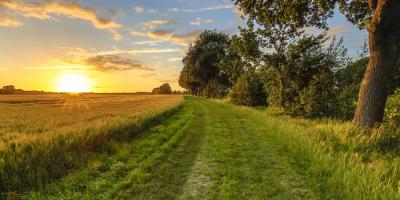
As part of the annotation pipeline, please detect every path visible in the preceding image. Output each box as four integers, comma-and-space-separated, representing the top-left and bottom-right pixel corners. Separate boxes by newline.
23, 97, 317, 200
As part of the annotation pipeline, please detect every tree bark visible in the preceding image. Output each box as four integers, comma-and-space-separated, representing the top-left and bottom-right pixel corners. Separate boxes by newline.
278, 74, 286, 108
353, 0, 400, 127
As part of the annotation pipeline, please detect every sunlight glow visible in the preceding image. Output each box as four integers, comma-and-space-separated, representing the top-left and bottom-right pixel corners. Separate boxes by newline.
57, 74, 92, 93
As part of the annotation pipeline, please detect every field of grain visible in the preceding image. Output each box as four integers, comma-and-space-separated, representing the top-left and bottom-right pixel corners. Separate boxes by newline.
0, 94, 182, 149
0, 94, 182, 194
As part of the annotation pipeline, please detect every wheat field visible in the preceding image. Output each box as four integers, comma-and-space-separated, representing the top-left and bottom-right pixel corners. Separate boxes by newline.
0, 94, 182, 149
0, 94, 183, 193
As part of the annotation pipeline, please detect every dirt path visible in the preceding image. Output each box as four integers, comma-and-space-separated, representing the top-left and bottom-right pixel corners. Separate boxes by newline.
23, 97, 317, 200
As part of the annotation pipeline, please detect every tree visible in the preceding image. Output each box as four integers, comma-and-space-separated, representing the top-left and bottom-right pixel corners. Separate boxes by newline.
152, 83, 172, 94
219, 27, 261, 85
283, 35, 349, 117
336, 57, 369, 119
234, 0, 400, 128
230, 70, 268, 107
179, 30, 230, 98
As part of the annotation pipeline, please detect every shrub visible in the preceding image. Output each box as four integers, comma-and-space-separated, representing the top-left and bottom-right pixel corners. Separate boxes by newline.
287, 72, 338, 118
230, 71, 268, 107
385, 89, 400, 126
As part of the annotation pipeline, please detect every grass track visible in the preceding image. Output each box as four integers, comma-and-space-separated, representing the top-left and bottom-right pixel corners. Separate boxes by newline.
23, 96, 386, 199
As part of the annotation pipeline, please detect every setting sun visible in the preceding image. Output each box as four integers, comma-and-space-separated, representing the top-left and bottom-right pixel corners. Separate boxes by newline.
57, 74, 92, 93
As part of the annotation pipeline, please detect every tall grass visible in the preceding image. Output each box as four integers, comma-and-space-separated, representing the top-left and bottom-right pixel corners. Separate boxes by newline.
0, 94, 183, 196
238, 106, 400, 199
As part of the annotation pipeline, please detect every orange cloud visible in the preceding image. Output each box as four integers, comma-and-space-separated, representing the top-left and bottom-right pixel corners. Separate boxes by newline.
0, 0, 122, 39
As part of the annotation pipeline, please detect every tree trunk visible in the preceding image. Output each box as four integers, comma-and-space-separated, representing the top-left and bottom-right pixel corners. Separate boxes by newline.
278, 74, 286, 108
353, 0, 400, 127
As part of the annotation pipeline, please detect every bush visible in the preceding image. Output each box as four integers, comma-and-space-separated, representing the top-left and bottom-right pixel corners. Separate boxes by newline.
296, 73, 338, 117
230, 71, 268, 107
385, 89, 400, 126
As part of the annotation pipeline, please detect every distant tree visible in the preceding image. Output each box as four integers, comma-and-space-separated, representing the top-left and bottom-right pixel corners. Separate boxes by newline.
179, 30, 230, 98
152, 83, 172, 94
230, 70, 268, 107
0, 85, 16, 94
233, 0, 400, 127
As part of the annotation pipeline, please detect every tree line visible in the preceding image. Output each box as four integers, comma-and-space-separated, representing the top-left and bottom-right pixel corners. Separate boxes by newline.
179, 0, 400, 128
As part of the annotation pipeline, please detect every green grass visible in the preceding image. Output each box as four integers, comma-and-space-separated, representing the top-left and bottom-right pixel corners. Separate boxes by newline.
8, 96, 400, 199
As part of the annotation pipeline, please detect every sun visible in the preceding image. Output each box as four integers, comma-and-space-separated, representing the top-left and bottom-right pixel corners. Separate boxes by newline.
57, 74, 92, 93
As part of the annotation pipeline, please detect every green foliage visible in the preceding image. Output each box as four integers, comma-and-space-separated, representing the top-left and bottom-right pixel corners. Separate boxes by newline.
152, 83, 172, 94
281, 36, 349, 118
234, 0, 371, 29
336, 57, 369, 119
179, 30, 230, 98
230, 71, 268, 107
219, 27, 261, 84
385, 89, 400, 126
297, 73, 338, 117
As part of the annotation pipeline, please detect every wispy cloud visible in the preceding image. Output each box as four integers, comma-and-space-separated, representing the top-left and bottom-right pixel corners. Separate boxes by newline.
141, 19, 171, 30
0, 0, 122, 40
168, 57, 182, 62
327, 24, 353, 37
0, 13, 22, 27
190, 17, 201, 26
134, 6, 144, 14
95, 48, 181, 56
169, 5, 234, 13
134, 6, 158, 14
85, 55, 153, 72
133, 29, 200, 46
135, 40, 165, 46
190, 17, 214, 26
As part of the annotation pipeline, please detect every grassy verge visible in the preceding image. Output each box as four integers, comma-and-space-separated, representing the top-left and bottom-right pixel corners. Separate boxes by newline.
233, 105, 400, 199
0, 99, 183, 197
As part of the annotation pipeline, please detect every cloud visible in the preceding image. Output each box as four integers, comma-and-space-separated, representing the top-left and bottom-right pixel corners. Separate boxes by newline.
190, 17, 201, 26
85, 55, 153, 72
95, 48, 181, 55
0, 13, 22, 27
134, 6, 144, 14
145, 29, 201, 46
169, 5, 234, 13
205, 19, 214, 24
168, 57, 182, 62
141, 19, 171, 30
327, 24, 353, 37
130, 30, 147, 37
190, 17, 214, 26
135, 40, 165, 46
134, 6, 158, 14
0, 0, 122, 39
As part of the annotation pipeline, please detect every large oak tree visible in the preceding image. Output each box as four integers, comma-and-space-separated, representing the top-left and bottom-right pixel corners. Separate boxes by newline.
234, 0, 400, 127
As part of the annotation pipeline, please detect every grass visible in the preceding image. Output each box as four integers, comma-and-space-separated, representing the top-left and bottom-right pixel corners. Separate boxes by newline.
3, 95, 400, 199
0, 94, 183, 196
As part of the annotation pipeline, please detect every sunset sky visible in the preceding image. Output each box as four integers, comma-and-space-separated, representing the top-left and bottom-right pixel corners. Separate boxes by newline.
0, 0, 368, 93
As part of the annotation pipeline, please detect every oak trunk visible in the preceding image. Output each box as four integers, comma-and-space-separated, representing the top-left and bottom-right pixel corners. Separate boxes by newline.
353, 0, 400, 127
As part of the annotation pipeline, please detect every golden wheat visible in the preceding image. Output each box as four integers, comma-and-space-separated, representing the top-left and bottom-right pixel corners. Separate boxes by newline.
0, 94, 182, 149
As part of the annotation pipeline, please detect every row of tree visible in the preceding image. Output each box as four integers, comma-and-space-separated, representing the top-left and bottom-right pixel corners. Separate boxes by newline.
179, 0, 400, 128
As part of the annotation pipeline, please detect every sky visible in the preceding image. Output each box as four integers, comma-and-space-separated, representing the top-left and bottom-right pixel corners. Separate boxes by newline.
0, 0, 368, 93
